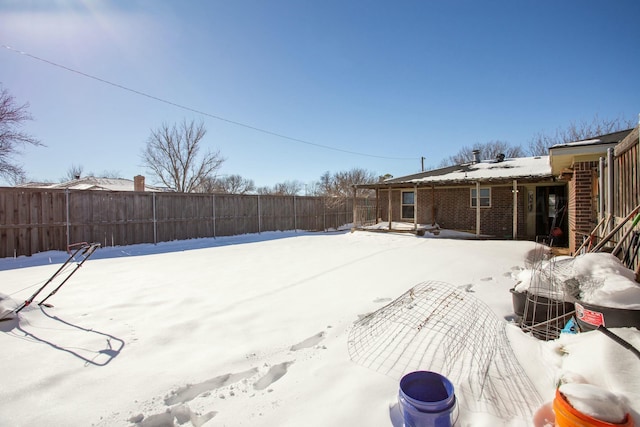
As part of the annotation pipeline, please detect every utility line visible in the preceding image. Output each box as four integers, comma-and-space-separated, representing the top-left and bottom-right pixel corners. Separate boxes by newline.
2, 44, 417, 161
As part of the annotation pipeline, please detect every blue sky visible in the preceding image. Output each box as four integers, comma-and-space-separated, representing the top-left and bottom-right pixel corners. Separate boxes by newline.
1, 0, 639, 188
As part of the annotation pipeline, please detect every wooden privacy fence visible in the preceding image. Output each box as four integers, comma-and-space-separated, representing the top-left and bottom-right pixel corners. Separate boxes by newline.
0, 188, 355, 258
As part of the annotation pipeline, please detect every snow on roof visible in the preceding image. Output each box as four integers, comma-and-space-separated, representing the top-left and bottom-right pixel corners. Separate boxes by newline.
18, 177, 167, 192
551, 138, 603, 148
67, 183, 100, 190
388, 156, 552, 185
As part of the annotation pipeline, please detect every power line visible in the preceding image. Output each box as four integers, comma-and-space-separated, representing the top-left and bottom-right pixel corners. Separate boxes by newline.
2, 44, 417, 161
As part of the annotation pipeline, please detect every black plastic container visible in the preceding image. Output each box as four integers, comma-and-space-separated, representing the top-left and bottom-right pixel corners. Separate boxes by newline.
510, 289, 575, 340
510, 288, 526, 321
574, 301, 640, 331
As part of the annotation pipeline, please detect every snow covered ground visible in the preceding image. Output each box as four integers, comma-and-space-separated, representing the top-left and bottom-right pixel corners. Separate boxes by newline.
0, 230, 638, 426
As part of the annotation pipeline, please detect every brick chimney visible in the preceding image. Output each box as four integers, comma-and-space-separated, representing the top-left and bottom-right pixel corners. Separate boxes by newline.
134, 175, 145, 192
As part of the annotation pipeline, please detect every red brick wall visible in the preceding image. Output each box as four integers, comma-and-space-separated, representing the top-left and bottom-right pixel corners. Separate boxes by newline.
568, 175, 577, 253
378, 185, 526, 238
570, 161, 599, 253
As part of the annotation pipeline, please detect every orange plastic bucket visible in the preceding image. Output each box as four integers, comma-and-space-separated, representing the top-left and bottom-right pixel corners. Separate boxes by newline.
553, 388, 634, 427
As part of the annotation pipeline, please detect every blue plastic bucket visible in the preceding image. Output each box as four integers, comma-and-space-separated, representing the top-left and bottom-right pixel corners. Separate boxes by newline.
398, 371, 456, 427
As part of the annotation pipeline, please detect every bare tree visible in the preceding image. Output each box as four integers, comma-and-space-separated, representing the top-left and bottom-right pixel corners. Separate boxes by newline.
440, 141, 523, 167
63, 164, 84, 181
310, 168, 377, 198
272, 180, 304, 196
318, 171, 332, 195
198, 174, 256, 194
332, 168, 377, 198
303, 180, 324, 196
255, 186, 273, 195
142, 119, 225, 192
0, 85, 43, 184
527, 114, 636, 156
99, 169, 123, 179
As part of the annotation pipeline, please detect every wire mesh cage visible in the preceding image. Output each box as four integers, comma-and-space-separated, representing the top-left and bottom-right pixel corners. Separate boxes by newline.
517, 238, 577, 340
348, 281, 543, 420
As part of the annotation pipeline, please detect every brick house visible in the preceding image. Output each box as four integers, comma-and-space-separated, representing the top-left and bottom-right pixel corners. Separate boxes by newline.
354, 128, 637, 249
549, 128, 635, 253
355, 154, 564, 241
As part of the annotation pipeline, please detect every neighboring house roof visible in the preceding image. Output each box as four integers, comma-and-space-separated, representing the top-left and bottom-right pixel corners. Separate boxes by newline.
549, 128, 634, 175
363, 156, 552, 188
18, 177, 168, 192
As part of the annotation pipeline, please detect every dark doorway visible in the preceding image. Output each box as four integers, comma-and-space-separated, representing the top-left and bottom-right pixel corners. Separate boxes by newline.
535, 186, 567, 246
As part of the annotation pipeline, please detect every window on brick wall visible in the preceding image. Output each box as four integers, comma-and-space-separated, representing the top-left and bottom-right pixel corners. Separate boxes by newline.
470, 187, 491, 207
401, 191, 415, 219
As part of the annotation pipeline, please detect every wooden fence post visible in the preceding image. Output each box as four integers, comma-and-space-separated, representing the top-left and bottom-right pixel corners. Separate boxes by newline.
152, 192, 157, 245
323, 197, 326, 231
65, 189, 70, 249
257, 195, 261, 233
212, 194, 216, 238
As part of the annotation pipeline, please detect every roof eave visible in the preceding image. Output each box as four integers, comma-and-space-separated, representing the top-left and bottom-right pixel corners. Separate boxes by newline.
356, 174, 555, 189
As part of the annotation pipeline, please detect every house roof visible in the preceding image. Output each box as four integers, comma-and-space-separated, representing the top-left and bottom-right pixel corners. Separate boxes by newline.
550, 128, 633, 149
360, 156, 552, 188
549, 128, 634, 175
614, 126, 639, 156
18, 176, 168, 192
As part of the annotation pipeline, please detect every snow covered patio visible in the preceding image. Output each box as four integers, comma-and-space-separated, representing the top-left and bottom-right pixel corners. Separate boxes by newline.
1, 231, 638, 426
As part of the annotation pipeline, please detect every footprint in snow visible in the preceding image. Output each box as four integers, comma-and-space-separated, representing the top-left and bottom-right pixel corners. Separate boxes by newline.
253, 361, 294, 391
480, 277, 493, 282
373, 297, 392, 303
457, 284, 475, 293
164, 367, 258, 405
290, 332, 325, 351
131, 403, 216, 427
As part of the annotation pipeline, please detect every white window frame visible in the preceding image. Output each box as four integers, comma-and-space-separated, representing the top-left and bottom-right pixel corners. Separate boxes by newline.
470, 187, 491, 208
401, 190, 415, 220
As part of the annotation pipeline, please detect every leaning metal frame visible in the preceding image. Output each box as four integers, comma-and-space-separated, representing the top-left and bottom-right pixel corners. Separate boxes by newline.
348, 281, 543, 420
518, 237, 575, 340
